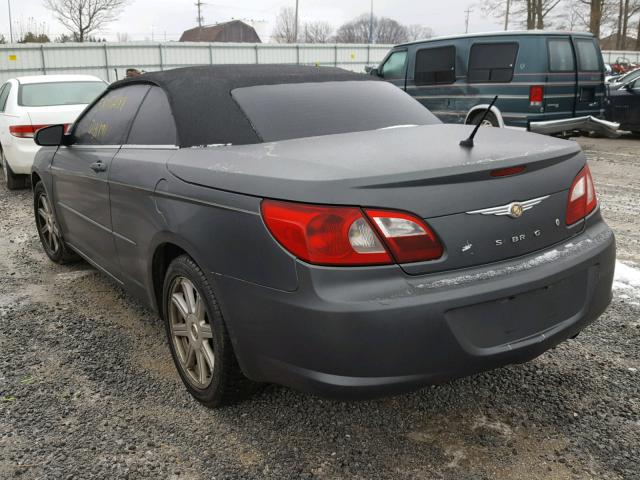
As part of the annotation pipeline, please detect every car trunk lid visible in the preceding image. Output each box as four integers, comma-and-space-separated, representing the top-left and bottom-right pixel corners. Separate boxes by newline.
168, 124, 587, 274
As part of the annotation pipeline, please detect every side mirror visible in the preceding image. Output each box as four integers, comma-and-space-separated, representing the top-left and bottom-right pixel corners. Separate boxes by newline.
34, 124, 65, 147
367, 67, 380, 77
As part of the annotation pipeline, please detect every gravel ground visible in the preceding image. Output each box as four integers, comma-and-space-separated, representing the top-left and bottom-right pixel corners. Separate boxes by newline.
1, 136, 639, 479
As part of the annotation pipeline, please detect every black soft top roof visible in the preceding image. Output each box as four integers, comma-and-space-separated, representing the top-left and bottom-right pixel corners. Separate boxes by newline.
111, 64, 376, 147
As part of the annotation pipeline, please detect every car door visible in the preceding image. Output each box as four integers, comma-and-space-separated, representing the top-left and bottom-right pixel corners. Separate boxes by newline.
51, 84, 150, 279
546, 37, 577, 119
610, 79, 640, 130
625, 79, 640, 129
572, 37, 604, 117
108, 86, 179, 297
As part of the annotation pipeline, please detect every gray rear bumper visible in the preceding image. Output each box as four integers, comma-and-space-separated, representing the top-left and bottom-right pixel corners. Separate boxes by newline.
529, 116, 620, 137
216, 215, 616, 399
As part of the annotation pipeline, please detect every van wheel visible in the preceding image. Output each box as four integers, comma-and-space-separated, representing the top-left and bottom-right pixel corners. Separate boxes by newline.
163, 254, 255, 408
471, 111, 499, 127
1, 147, 26, 190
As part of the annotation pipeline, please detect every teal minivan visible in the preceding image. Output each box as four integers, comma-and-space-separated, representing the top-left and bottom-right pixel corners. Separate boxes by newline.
371, 31, 611, 134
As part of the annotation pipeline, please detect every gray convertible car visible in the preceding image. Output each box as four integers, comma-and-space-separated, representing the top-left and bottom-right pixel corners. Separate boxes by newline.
31, 65, 615, 407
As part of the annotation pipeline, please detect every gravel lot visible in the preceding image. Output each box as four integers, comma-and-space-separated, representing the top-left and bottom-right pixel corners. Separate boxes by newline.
1, 136, 638, 479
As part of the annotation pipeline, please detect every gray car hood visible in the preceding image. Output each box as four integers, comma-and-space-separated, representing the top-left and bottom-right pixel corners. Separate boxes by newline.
167, 124, 584, 218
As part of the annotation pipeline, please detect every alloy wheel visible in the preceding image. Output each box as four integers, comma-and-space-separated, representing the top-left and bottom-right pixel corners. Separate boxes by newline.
480, 119, 495, 127
168, 276, 215, 389
36, 193, 61, 255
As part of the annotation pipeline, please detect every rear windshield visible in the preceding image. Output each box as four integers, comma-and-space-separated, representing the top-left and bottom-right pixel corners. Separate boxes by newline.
19, 81, 106, 107
231, 81, 440, 142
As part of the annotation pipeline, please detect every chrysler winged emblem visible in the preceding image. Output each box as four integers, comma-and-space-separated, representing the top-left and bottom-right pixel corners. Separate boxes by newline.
466, 195, 549, 219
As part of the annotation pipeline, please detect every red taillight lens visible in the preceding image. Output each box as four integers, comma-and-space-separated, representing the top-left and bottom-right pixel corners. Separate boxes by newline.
261, 200, 444, 266
9, 123, 70, 139
365, 209, 443, 263
566, 165, 597, 225
529, 85, 544, 105
261, 200, 392, 266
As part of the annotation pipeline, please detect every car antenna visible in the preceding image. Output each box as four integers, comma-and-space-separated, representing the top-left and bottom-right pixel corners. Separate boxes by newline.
459, 95, 499, 148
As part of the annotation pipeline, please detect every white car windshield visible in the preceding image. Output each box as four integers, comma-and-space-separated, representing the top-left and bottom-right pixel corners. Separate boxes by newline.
19, 81, 106, 107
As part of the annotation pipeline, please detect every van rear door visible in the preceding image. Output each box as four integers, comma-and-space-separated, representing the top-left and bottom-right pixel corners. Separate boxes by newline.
572, 37, 605, 117
546, 37, 577, 118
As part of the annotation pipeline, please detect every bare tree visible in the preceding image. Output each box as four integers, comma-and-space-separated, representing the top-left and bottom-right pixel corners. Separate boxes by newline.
303, 21, 333, 43
335, 14, 410, 44
480, 0, 563, 29
572, 0, 611, 38
44, 0, 128, 42
406, 24, 433, 41
611, 0, 640, 48
0, 34, 6, 44
272, 6, 298, 43
478, 0, 514, 30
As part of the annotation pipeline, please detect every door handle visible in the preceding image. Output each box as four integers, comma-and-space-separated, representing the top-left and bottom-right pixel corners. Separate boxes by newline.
90, 161, 107, 173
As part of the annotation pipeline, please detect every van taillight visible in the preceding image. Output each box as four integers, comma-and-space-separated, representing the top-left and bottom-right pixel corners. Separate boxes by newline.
261, 200, 443, 266
529, 85, 544, 106
566, 165, 597, 225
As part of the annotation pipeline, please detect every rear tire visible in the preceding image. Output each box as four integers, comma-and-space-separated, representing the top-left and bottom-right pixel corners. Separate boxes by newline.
1, 147, 26, 190
162, 254, 254, 408
471, 110, 499, 127
33, 181, 79, 264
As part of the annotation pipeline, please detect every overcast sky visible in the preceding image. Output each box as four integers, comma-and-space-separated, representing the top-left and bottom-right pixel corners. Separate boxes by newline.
2, 0, 504, 42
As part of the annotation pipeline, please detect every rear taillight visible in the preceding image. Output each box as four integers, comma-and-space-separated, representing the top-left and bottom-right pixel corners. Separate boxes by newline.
9, 123, 70, 138
365, 209, 443, 263
261, 200, 391, 266
261, 200, 444, 266
529, 85, 544, 106
566, 165, 597, 225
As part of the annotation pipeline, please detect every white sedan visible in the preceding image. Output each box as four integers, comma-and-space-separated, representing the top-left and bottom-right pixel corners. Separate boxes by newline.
0, 74, 107, 189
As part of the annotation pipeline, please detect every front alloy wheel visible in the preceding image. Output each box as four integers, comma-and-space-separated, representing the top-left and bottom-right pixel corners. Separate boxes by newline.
34, 182, 78, 264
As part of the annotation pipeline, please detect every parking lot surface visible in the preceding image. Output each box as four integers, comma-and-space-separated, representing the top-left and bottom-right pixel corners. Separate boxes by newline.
0, 136, 638, 479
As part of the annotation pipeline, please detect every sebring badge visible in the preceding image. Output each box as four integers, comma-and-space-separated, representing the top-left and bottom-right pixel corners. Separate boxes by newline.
466, 195, 550, 219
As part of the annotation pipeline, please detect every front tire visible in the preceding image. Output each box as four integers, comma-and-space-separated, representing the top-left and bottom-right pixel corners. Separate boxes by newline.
162, 255, 252, 408
1, 147, 26, 190
34, 181, 79, 263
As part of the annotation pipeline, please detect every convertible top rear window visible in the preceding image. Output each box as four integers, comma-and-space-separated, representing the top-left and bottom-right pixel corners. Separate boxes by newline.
231, 81, 440, 142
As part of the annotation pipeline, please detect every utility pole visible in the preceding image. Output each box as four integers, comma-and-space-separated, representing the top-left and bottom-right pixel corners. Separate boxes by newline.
294, 0, 299, 43
504, 0, 510, 31
464, 7, 472, 34
7, 0, 13, 43
195, 0, 205, 28
368, 0, 374, 44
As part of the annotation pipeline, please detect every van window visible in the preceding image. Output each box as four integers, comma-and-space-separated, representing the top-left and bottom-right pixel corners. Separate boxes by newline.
414, 46, 456, 85
548, 39, 575, 72
381, 51, 407, 79
468, 43, 518, 83
575, 39, 600, 72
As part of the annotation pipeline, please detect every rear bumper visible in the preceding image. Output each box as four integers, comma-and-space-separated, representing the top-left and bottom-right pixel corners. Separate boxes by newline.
216, 217, 615, 399
529, 116, 620, 138
3, 137, 40, 175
